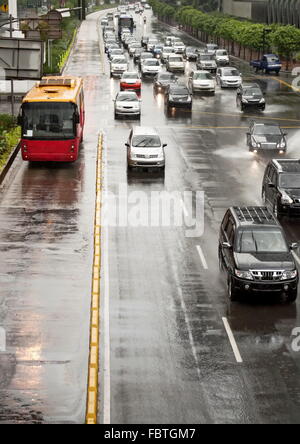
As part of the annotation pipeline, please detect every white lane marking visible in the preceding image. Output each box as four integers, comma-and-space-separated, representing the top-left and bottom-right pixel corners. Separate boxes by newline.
102, 134, 111, 425
196, 245, 208, 270
222, 317, 243, 364
180, 199, 189, 218
292, 251, 300, 267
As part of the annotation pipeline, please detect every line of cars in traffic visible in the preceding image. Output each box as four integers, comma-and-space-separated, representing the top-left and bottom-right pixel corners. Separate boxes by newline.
102, 14, 300, 304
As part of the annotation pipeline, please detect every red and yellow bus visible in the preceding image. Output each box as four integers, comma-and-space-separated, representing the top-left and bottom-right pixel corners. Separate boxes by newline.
18, 76, 85, 162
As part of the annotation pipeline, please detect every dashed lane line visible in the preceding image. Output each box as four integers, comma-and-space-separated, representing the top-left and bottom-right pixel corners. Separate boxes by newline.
222, 317, 243, 364
86, 134, 103, 425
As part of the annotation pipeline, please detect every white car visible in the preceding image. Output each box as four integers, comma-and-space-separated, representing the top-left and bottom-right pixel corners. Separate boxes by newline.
141, 59, 161, 77
196, 54, 217, 72
166, 54, 185, 73
173, 41, 185, 54
110, 56, 128, 77
215, 49, 229, 66
129, 43, 142, 57
161, 46, 174, 63
126, 126, 166, 171
114, 91, 141, 119
188, 70, 215, 94
147, 38, 158, 52
216, 67, 242, 88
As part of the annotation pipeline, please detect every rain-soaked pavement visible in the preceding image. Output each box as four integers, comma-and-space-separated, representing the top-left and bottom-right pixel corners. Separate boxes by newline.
1, 9, 300, 424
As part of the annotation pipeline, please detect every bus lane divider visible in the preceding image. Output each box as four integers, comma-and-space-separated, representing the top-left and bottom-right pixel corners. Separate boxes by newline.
86, 133, 103, 425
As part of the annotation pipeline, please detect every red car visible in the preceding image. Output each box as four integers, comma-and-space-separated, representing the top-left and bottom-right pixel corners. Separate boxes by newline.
120, 71, 142, 91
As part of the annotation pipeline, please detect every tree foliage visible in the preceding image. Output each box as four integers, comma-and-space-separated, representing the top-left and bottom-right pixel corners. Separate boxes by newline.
149, 0, 300, 58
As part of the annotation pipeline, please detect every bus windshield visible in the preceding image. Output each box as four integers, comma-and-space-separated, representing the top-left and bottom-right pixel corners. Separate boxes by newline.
22, 102, 76, 140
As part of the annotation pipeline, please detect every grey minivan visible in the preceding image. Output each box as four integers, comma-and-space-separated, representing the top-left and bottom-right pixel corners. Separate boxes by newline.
126, 127, 167, 170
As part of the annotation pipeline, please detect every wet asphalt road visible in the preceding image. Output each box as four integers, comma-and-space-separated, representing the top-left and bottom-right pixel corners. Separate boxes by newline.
1, 9, 300, 424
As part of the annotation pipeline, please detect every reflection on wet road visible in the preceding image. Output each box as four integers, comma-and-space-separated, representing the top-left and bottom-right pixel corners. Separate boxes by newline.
0, 9, 300, 424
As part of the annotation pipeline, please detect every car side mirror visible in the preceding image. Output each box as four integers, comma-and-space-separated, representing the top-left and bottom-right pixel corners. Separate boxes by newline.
17, 115, 23, 126
163, 144, 167, 148
222, 242, 231, 249
290, 242, 299, 251
268, 183, 275, 188
125, 143, 130, 148
284, 132, 288, 136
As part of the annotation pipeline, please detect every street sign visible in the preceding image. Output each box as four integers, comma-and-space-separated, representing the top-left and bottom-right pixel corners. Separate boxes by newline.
0, 37, 44, 80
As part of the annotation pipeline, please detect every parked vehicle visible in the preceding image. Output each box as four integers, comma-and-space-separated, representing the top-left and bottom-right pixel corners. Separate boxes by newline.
120, 71, 142, 91
250, 54, 282, 75
236, 83, 265, 111
262, 159, 300, 217
153, 72, 177, 92
215, 49, 229, 66
126, 126, 166, 171
247, 121, 287, 153
219, 206, 298, 302
166, 54, 185, 73
216, 67, 242, 88
165, 84, 192, 109
188, 70, 215, 94
196, 53, 217, 72
114, 91, 141, 119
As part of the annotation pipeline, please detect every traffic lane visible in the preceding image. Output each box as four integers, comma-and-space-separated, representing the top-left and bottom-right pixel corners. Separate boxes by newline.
104, 17, 300, 423
0, 12, 103, 423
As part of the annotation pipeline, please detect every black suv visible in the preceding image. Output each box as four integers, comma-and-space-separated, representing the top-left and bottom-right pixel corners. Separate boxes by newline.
262, 159, 300, 217
165, 84, 192, 109
246, 121, 287, 153
219, 206, 298, 302
236, 83, 265, 111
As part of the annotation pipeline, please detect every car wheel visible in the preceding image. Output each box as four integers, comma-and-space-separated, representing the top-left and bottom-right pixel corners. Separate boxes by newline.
227, 277, 239, 302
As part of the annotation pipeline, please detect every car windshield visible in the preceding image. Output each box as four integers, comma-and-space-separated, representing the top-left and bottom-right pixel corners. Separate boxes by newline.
145, 60, 159, 66
112, 58, 126, 63
163, 48, 173, 53
279, 174, 300, 189
223, 68, 239, 76
187, 47, 196, 52
117, 94, 137, 102
244, 88, 262, 96
170, 57, 182, 62
111, 49, 123, 54
122, 72, 138, 79
200, 55, 214, 60
253, 125, 282, 135
159, 73, 175, 80
174, 42, 184, 46
216, 50, 227, 56
237, 229, 288, 253
207, 44, 217, 49
132, 135, 161, 147
22, 102, 76, 140
194, 72, 213, 80
171, 87, 189, 95
266, 56, 279, 63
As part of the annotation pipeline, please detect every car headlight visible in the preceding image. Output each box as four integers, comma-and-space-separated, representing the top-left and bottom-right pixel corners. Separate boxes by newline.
252, 140, 257, 148
281, 270, 298, 280
242, 98, 248, 103
259, 98, 265, 103
280, 140, 286, 148
281, 193, 293, 204
235, 270, 253, 280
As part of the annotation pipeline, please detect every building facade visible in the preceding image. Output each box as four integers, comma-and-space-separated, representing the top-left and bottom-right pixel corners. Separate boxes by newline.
221, 0, 300, 26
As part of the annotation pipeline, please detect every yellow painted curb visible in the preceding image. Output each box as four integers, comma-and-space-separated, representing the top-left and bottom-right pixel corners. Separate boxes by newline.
86, 133, 103, 424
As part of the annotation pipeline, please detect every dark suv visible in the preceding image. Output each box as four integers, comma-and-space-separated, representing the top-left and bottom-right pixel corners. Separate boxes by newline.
219, 206, 298, 302
236, 83, 265, 111
262, 159, 300, 217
